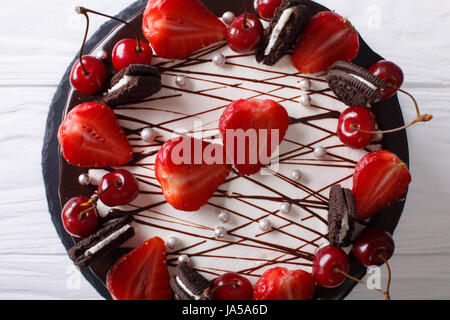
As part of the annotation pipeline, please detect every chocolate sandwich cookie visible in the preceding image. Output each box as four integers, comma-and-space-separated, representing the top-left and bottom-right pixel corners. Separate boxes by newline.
256, 0, 310, 66
327, 184, 357, 247
68, 215, 134, 268
102, 64, 162, 107
326, 60, 387, 107
170, 264, 212, 300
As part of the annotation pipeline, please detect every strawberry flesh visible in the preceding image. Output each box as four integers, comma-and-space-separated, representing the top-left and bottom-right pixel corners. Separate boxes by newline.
106, 237, 173, 300
57, 102, 132, 167
292, 11, 359, 74
155, 136, 230, 211
352, 150, 411, 220
219, 99, 290, 176
253, 267, 315, 300
142, 0, 227, 59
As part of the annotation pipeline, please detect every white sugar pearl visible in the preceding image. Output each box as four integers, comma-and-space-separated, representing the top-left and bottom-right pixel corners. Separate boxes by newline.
259, 219, 272, 232
167, 237, 178, 250
214, 226, 227, 238
299, 95, 311, 106
373, 132, 383, 142
141, 127, 156, 143
78, 173, 90, 186
218, 210, 230, 223
178, 254, 190, 265
314, 146, 326, 159
212, 53, 226, 66
298, 79, 311, 91
222, 11, 236, 25
279, 202, 292, 214
94, 49, 108, 61
290, 169, 302, 181
175, 75, 187, 88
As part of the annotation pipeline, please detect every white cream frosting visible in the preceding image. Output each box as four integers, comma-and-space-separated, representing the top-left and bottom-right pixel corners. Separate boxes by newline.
89, 41, 368, 283
264, 8, 295, 56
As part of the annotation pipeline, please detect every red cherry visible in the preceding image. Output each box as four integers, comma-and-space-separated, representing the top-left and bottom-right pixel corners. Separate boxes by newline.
112, 38, 153, 72
98, 169, 140, 207
70, 55, 107, 95
212, 272, 253, 300
353, 227, 395, 267
313, 245, 349, 288
257, 0, 282, 19
61, 196, 98, 238
226, 13, 264, 53
337, 106, 375, 149
368, 60, 404, 101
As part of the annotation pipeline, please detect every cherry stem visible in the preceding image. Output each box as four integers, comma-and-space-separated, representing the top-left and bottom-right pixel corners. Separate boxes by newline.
76, 8, 90, 75
76, 6, 142, 53
78, 180, 122, 219
202, 282, 239, 300
335, 267, 391, 300
379, 254, 392, 300
350, 85, 433, 135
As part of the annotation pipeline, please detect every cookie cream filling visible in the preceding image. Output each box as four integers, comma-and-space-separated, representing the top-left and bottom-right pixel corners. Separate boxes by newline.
108, 75, 136, 93
175, 276, 202, 300
349, 74, 378, 90
339, 202, 350, 243
82, 224, 131, 257
264, 8, 295, 56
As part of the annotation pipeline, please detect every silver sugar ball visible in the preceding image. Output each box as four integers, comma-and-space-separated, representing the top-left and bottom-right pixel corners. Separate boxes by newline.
222, 11, 236, 25
141, 127, 156, 143
313, 146, 326, 159
290, 169, 302, 181
212, 53, 226, 66
214, 226, 227, 238
175, 75, 187, 88
298, 79, 311, 91
218, 210, 230, 223
167, 237, 178, 250
279, 202, 292, 214
78, 173, 90, 186
259, 219, 272, 232
299, 95, 311, 106
178, 254, 190, 265
74, 6, 82, 14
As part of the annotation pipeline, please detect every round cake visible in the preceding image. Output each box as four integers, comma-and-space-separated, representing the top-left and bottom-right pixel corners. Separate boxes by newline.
45, 0, 414, 300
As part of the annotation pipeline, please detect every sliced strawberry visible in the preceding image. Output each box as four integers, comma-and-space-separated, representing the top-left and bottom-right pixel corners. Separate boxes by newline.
155, 136, 230, 211
142, 0, 227, 59
58, 103, 132, 167
253, 267, 315, 300
352, 150, 412, 220
106, 237, 172, 300
219, 99, 289, 176
57, 102, 132, 167
292, 11, 359, 74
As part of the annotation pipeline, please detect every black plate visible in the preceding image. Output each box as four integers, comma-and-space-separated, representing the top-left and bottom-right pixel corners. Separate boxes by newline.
42, 0, 408, 300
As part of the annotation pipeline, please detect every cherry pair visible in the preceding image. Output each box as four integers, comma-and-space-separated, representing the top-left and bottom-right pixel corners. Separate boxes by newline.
337, 61, 433, 149
313, 227, 394, 300
62, 169, 139, 238
70, 7, 153, 95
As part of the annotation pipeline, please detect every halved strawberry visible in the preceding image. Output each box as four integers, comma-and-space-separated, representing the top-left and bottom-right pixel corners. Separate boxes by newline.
292, 11, 359, 74
253, 267, 315, 300
142, 0, 227, 59
106, 237, 172, 300
57, 102, 132, 167
352, 150, 412, 220
219, 99, 290, 176
155, 136, 230, 211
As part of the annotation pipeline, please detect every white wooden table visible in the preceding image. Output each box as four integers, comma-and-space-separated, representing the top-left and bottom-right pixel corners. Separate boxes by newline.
1, 0, 449, 300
